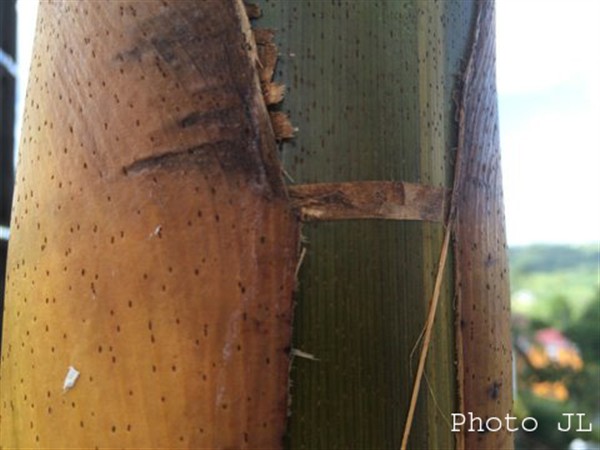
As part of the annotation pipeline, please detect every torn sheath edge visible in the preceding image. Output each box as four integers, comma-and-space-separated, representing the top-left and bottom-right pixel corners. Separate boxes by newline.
287, 181, 448, 223
244, 2, 261, 19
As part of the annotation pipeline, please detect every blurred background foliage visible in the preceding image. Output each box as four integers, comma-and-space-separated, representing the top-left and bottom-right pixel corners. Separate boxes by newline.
511, 244, 599, 450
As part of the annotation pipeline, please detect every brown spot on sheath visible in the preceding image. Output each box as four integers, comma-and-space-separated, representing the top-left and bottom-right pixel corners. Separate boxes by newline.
288, 181, 446, 222
487, 381, 502, 400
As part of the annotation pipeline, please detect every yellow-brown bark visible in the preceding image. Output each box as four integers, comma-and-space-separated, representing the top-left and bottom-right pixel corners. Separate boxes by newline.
0, 1, 297, 448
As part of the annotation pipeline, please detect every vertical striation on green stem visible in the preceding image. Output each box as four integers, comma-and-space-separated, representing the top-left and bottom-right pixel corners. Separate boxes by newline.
256, 1, 477, 448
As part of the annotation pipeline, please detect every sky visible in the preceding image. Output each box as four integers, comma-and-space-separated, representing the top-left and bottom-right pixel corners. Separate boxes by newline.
15, 0, 600, 248
496, 0, 600, 246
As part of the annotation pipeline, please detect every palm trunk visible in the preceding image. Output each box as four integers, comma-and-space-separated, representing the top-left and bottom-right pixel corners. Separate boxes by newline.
1, 1, 512, 449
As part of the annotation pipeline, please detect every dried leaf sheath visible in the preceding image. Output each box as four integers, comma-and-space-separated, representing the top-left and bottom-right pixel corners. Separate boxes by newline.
453, 2, 513, 449
289, 181, 447, 222
0, 1, 297, 449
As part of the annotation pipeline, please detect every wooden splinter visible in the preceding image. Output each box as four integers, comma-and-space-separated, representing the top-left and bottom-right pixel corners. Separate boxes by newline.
288, 181, 447, 223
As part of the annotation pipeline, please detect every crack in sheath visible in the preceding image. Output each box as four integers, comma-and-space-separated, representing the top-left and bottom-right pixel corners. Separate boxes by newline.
122, 141, 228, 175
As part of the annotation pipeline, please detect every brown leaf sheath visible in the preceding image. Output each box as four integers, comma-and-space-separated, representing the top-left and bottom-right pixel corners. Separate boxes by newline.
453, 1, 513, 449
288, 181, 447, 223
0, 1, 297, 449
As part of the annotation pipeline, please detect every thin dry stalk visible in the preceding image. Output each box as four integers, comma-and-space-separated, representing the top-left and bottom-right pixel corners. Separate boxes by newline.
400, 224, 452, 450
